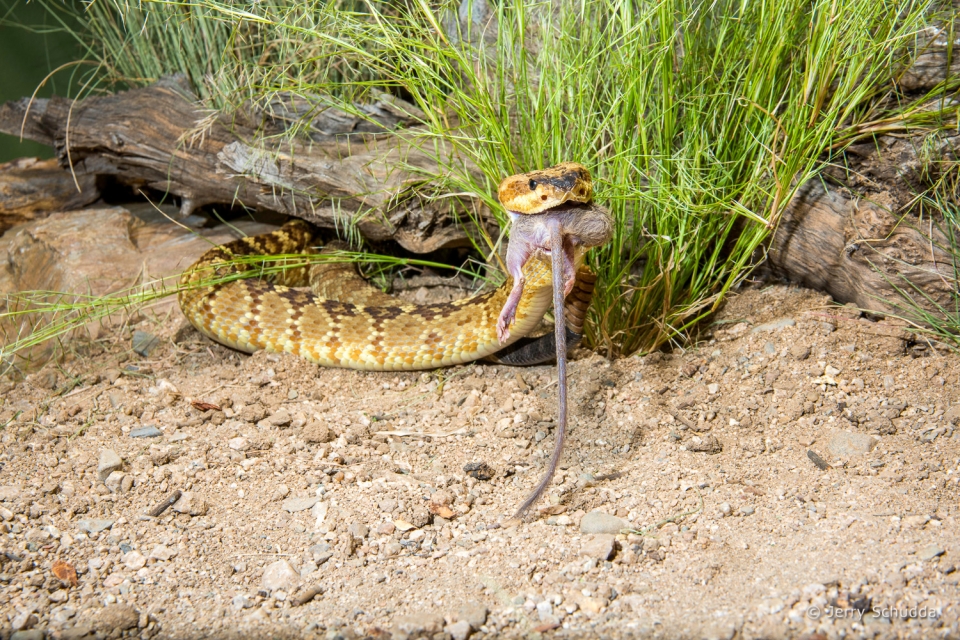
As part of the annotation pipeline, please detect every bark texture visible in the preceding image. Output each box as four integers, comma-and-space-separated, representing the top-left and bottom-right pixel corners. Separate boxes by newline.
0, 77, 487, 254
0, 158, 99, 234
768, 180, 958, 319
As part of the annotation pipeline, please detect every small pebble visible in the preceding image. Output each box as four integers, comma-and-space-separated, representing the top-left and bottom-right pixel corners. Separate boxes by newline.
171, 491, 207, 516
282, 497, 319, 513
751, 318, 796, 333
122, 551, 146, 571
580, 511, 627, 535
536, 600, 554, 621
580, 534, 616, 560
457, 601, 488, 629
131, 330, 160, 357
97, 449, 122, 482
447, 620, 472, 640
261, 560, 301, 593
129, 426, 162, 438
77, 519, 114, 534
917, 544, 945, 561
826, 431, 878, 457
393, 613, 444, 639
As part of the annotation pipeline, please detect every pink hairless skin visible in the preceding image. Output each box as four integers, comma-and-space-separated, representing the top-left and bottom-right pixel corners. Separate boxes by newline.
496, 205, 611, 344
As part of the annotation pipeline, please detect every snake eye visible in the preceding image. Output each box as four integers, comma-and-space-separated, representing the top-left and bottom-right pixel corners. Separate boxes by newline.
529, 179, 537, 191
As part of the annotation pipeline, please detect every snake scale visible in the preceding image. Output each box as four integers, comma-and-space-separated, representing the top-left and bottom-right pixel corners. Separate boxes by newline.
179, 162, 613, 514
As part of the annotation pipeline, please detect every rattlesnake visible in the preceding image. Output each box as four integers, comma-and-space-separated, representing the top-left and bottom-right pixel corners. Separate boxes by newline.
178, 162, 613, 513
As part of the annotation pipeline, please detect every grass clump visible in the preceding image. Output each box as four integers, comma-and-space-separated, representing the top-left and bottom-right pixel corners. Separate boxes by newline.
11, 0, 960, 360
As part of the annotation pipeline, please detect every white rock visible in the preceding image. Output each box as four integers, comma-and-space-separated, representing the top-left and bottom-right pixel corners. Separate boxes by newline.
579, 511, 627, 534
261, 560, 301, 593
393, 613, 444, 639
97, 449, 123, 481
105, 471, 126, 493
826, 431, 878, 457
11, 610, 37, 631
282, 497, 319, 513
291, 412, 308, 429
579, 534, 616, 560
148, 544, 176, 561
123, 551, 146, 571
536, 600, 554, 620
25, 528, 50, 542
49, 589, 69, 603
171, 491, 208, 516
264, 409, 291, 427
312, 501, 329, 528
447, 620, 472, 640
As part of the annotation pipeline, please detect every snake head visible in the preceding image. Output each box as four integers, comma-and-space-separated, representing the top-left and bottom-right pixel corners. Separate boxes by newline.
497, 162, 593, 215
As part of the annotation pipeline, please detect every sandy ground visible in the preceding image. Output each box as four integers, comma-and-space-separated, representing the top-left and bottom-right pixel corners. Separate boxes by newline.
0, 281, 958, 640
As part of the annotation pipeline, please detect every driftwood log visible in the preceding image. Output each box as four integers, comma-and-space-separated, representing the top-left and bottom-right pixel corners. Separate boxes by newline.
0, 76, 489, 254
1, 70, 958, 324
768, 178, 958, 319
0, 158, 98, 234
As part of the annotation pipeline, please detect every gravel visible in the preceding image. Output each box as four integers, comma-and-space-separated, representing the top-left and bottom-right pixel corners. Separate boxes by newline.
0, 283, 956, 639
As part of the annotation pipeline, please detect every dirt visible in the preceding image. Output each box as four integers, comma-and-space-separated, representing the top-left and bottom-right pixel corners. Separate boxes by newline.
0, 270, 959, 639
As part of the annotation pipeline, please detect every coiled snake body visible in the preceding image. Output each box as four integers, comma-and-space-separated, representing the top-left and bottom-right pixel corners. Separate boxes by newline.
179, 162, 613, 513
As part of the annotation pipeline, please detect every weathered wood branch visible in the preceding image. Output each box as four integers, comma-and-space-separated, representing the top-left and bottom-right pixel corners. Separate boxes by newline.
768, 179, 959, 321
0, 76, 487, 254
898, 21, 960, 92
0, 158, 99, 234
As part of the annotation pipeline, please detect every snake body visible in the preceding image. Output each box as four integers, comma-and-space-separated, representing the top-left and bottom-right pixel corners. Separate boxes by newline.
180, 221, 578, 369
178, 163, 609, 370
179, 163, 612, 514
